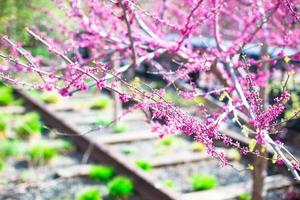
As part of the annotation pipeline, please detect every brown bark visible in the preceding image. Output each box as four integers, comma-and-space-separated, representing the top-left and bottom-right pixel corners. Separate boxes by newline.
252, 145, 268, 200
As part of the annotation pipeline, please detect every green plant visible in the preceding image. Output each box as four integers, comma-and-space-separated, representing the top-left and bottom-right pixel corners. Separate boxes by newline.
27, 144, 57, 165
121, 146, 135, 155
135, 160, 152, 171
15, 112, 42, 139
88, 165, 115, 182
95, 119, 111, 127
76, 187, 102, 200
0, 86, 14, 106
163, 179, 175, 189
192, 142, 206, 152
0, 139, 23, 158
239, 193, 252, 200
227, 148, 241, 161
113, 123, 128, 133
108, 176, 134, 199
50, 139, 74, 153
153, 81, 165, 89
41, 91, 61, 104
90, 97, 111, 110
0, 159, 4, 172
158, 136, 177, 146
191, 173, 218, 191
0, 114, 7, 133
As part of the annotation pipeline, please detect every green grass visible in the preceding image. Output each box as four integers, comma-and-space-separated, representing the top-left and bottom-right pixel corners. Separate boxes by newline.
108, 176, 134, 199
135, 160, 153, 171
15, 112, 42, 139
27, 144, 57, 165
90, 97, 111, 110
76, 187, 102, 200
88, 165, 115, 182
0, 86, 14, 106
191, 173, 218, 191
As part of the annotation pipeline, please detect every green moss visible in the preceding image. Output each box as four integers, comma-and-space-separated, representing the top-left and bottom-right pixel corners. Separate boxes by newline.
90, 97, 111, 110
239, 193, 252, 200
88, 165, 115, 182
108, 176, 134, 199
192, 174, 218, 191
27, 144, 57, 165
113, 123, 128, 133
15, 112, 42, 139
76, 187, 102, 200
135, 160, 152, 171
0, 86, 14, 106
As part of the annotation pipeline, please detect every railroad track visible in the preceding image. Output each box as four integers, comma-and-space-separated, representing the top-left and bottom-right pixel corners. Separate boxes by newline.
13, 88, 300, 200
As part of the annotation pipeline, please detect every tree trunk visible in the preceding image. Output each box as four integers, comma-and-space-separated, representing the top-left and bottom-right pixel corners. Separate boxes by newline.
252, 145, 267, 200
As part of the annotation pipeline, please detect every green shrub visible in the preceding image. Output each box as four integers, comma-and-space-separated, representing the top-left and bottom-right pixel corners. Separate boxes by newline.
90, 97, 111, 110
27, 144, 57, 165
113, 124, 128, 133
108, 176, 134, 199
76, 187, 102, 200
239, 193, 252, 200
192, 173, 218, 191
135, 160, 152, 171
15, 112, 42, 139
88, 165, 115, 182
41, 91, 60, 104
0, 86, 14, 106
